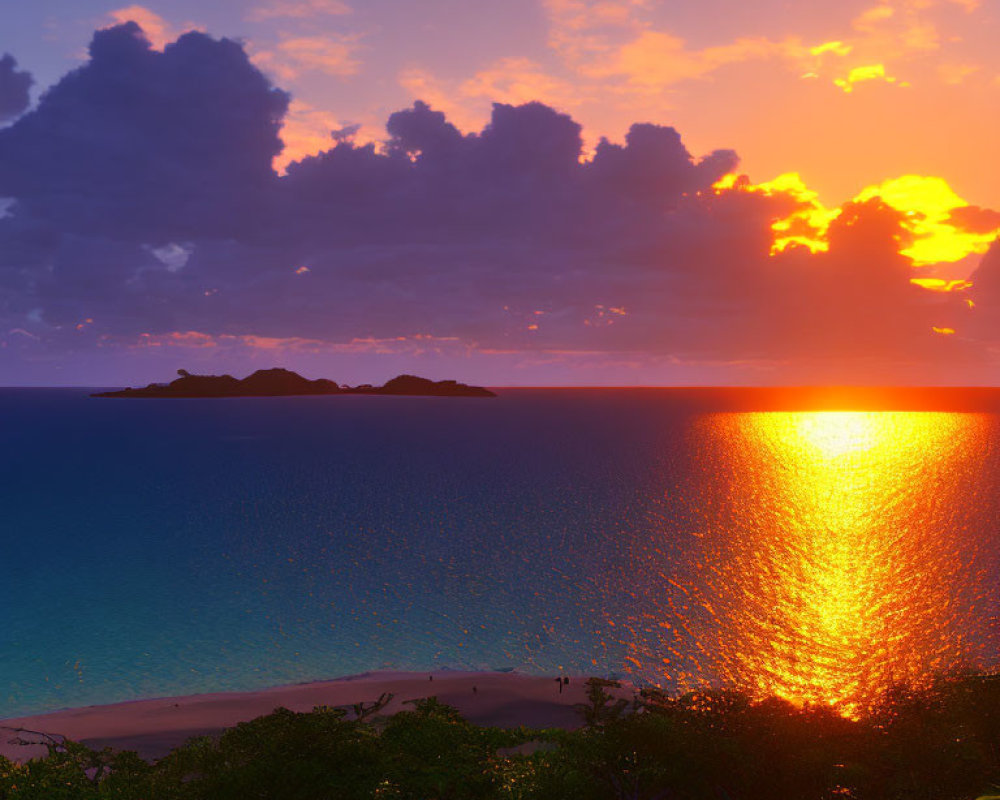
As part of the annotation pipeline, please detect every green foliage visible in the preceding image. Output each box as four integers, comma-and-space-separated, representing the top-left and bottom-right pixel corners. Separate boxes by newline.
151, 705, 383, 799
1, 673, 999, 799
573, 677, 634, 728
375, 696, 523, 799
0, 738, 151, 800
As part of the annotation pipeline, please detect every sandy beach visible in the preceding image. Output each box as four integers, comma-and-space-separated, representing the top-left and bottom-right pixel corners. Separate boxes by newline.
0, 671, 627, 762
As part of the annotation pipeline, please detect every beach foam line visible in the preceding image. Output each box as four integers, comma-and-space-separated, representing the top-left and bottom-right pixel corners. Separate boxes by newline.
0, 671, 626, 762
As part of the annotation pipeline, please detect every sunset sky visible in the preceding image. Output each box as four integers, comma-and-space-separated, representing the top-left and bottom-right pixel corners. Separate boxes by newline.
1, 0, 999, 385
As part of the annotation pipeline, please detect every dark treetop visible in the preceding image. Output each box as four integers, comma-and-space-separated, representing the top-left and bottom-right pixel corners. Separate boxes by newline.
92, 368, 496, 398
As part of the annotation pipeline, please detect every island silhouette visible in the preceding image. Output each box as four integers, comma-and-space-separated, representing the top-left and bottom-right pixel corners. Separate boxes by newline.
92, 368, 496, 398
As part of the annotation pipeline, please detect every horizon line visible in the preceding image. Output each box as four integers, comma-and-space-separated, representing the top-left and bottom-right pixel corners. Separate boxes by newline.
7, 384, 1000, 391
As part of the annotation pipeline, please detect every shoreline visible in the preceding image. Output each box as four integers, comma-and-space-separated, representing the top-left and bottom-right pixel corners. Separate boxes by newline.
0, 670, 625, 762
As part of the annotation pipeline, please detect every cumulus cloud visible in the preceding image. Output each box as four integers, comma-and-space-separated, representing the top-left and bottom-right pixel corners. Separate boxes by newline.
0, 22, 992, 385
0, 54, 32, 123
0, 23, 288, 240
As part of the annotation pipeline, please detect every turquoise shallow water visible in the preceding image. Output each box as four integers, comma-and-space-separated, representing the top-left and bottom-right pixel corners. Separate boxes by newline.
2, 389, 999, 717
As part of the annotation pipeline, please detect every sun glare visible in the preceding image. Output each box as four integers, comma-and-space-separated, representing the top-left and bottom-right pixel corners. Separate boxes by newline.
791, 411, 884, 458
714, 172, 1000, 266
713, 171, 836, 254
855, 176, 1000, 265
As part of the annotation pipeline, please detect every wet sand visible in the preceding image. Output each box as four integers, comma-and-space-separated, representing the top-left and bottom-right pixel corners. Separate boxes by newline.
0, 671, 623, 762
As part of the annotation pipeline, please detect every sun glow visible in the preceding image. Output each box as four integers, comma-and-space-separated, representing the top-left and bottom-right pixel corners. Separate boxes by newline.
714, 172, 1000, 265
857, 176, 1000, 265
910, 278, 973, 292
713, 172, 837, 254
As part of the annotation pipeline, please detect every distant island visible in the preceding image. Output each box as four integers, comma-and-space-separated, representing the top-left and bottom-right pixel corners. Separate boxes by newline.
92, 368, 496, 398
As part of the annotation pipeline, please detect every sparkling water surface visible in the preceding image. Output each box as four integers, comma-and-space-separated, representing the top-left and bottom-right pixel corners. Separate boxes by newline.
2, 388, 999, 717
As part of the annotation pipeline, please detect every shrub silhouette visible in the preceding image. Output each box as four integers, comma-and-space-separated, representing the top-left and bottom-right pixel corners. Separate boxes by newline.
1, 673, 999, 799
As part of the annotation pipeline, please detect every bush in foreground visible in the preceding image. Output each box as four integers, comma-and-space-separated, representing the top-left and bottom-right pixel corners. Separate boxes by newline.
1, 673, 999, 799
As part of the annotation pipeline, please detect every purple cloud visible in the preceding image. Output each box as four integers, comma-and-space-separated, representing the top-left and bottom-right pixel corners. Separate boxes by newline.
0, 23, 981, 385
0, 23, 287, 240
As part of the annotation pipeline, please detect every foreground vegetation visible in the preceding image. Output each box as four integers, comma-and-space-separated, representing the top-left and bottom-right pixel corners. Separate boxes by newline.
2, 674, 999, 800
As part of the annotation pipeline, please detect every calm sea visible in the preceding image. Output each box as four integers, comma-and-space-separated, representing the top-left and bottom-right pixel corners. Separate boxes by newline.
2, 388, 999, 717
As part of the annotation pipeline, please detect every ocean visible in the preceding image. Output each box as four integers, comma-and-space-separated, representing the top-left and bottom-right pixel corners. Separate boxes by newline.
2, 388, 999, 717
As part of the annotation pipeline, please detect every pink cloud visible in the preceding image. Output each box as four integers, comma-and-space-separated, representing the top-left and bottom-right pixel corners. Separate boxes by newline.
104, 5, 202, 50
399, 59, 584, 135
130, 332, 466, 357
459, 57, 585, 110
273, 34, 362, 78
271, 99, 379, 173
247, 0, 351, 22
597, 30, 807, 87
135, 331, 218, 348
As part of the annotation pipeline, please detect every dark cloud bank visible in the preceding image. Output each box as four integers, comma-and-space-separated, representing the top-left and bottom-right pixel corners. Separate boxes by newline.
0, 22, 993, 384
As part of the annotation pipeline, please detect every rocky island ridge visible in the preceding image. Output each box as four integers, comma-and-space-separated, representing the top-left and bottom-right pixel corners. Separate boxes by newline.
92, 368, 496, 398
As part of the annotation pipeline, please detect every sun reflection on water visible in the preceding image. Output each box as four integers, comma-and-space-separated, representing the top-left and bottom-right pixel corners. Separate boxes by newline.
792, 411, 887, 458
653, 411, 994, 717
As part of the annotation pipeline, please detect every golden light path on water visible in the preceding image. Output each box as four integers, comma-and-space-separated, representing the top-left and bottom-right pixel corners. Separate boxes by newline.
639, 411, 995, 717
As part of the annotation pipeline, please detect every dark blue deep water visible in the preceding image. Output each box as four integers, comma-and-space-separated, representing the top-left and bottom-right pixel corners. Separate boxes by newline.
2, 388, 999, 717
